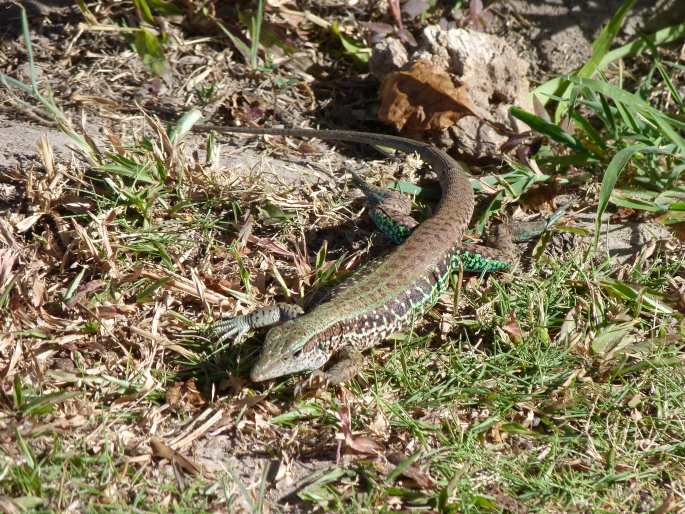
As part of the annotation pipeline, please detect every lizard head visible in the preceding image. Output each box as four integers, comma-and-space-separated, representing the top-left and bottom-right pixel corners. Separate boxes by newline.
250, 319, 331, 382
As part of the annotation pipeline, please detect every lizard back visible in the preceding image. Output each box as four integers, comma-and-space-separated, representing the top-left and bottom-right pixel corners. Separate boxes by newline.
196, 125, 476, 379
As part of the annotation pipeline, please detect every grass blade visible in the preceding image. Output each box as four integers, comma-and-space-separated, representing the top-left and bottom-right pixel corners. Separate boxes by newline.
594, 145, 676, 250
553, 0, 637, 120
510, 106, 591, 154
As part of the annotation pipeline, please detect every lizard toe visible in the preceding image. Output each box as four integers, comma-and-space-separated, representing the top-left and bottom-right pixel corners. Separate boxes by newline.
208, 316, 250, 344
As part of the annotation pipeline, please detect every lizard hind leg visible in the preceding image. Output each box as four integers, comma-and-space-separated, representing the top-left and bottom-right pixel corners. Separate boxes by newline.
455, 221, 516, 273
351, 169, 418, 245
457, 202, 571, 274
323, 349, 365, 385
454, 204, 568, 274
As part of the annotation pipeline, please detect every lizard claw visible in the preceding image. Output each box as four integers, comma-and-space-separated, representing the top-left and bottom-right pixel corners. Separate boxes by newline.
293, 370, 329, 397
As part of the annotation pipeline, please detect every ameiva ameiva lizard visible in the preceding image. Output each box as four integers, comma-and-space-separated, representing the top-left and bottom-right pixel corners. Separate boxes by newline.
200, 125, 548, 384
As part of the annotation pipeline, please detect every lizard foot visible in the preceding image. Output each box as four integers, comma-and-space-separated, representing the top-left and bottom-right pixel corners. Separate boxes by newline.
293, 370, 329, 397
293, 350, 365, 396
207, 315, 252, 345
208, 303, 305, 345
324, 350, 364, 385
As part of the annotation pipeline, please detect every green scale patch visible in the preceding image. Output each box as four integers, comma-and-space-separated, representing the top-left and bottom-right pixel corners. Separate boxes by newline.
369, 209, 412, 245
452, 250, 510, 273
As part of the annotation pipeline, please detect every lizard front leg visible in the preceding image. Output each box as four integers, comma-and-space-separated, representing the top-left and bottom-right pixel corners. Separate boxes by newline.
322, 349, 365, 385
209, 303, 304, 345
294, 350, 365, 395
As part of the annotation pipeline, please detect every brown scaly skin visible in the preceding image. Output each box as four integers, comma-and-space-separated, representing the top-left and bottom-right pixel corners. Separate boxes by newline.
198, 125, 509, 382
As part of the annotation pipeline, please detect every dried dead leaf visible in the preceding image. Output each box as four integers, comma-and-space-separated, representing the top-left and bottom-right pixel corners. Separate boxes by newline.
14, 213, 44, 233
71, 219, 99, 259
31, 275, 45, 308
460, 0, 495, 30
368, 409, 390, 438
487, 486, 529, 513
0, 249, 18, 289
95, 303, 138, 319
166, 379, 206, 409
150, 437, 202, 476
387, 452, 435, 490
0, 496, 23, 514
378, 59, 479, 135
338, 403, 382, 456
402, 0, 431, 19
65, 279, 106, 310
501, 313, 524, 343
653, 493, 675, 514
3, 339, 22, 380
387, 0, 403, 31
139, 268, 228, 305
61, 197, 97, 213
519, 184, 559, 213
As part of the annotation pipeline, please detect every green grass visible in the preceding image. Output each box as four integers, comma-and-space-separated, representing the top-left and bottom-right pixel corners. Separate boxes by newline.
0, 1, 684, 512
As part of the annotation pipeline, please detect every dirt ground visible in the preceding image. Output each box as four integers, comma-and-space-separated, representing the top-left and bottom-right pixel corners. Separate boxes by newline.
2, 0, 685, 172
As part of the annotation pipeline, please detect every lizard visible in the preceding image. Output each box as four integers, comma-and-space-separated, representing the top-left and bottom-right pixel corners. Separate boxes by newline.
197, 125, 549, 384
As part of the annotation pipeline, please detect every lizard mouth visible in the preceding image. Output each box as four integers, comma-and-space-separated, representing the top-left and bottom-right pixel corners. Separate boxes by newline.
250, 348, 329, 382
249, 355, 301, 382
249, 361, 277, 382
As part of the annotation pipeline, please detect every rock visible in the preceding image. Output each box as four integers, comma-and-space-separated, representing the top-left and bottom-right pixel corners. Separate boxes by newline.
372, 26, 532, 160
550, 212, 675, 266
369, 39, 409, 80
